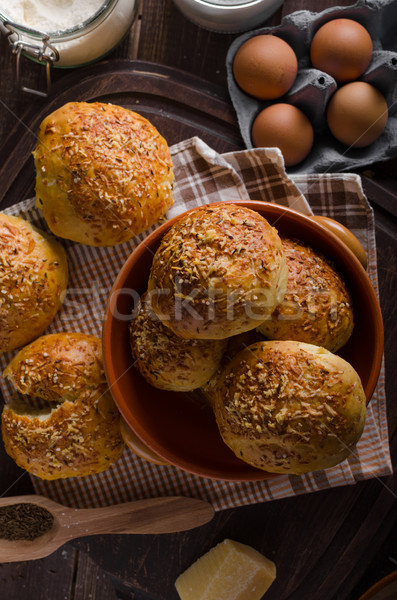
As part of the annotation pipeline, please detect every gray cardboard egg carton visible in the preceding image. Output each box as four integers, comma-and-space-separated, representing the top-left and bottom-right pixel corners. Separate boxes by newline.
226, 0, 397, 174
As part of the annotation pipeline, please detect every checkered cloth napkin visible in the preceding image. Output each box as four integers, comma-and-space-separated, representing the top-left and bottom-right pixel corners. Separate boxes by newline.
0, 137, 392, 509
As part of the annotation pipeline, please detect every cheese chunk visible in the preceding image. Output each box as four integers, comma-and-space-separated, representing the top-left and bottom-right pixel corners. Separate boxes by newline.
175, 538, 276, 600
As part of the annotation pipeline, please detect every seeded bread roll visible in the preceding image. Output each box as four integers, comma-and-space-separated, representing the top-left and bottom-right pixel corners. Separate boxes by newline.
34, 101, 174, 247
201, 329, 261, 407
130, 293, 227, 391
0, 213, 68, 353
148, 203, 288, 339
1, 332, 124, 479
257, 237, 354, 351
3, 332, 105, 402
213, 340, 366, 474
1, 390, 123, 480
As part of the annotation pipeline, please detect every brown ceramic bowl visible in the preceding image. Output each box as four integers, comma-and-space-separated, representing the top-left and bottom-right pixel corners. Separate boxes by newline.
102, 201, 384, 481
358, 571, 397, 600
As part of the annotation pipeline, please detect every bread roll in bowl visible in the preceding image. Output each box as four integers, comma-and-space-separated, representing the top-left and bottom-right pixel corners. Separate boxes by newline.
103, 199, 382, 480
201, 329, 261, 407
213, 340, 366, 474
34, 102, 174, 246
148, 203, 288, 339
129, 293, 227, 391
0, 213, 68, 353
1, 333, 124, 479
257, 237, 354, 351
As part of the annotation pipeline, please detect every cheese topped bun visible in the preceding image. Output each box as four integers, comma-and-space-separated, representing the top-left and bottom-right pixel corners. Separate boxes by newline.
0, 213, 68, 353
34, 102, 174, 246
1, 333, 124, 480
213, 340, 366, 474
148, 203, 288, 339
201, 329, 261, 407
257, 237, 354, 351
129, 293, 227, 391
3, 331, 104, 402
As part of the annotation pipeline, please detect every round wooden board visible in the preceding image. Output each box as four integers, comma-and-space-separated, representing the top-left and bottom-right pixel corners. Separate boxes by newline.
0, 59, 243, 211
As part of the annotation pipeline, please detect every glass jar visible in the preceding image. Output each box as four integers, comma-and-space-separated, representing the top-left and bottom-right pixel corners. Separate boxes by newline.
172, 0, 284, 33
0, 0, 139, 95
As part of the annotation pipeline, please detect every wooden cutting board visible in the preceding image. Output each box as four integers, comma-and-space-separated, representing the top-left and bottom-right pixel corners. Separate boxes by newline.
0, 59, 244, 211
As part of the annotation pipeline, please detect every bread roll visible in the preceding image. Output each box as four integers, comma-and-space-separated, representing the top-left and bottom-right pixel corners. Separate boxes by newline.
130, 293, 227, 391
0, 213, 68, 353
257, 238, 354, 351
148, 203, 288, 339
34, 102, 174, 247
201, 329, 261, 407
3, 332, 105, 402
213, 340, 366, 474
1, 333, 124, 479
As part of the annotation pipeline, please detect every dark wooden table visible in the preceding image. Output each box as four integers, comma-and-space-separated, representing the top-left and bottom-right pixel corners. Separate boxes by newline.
0, 1, 396, 599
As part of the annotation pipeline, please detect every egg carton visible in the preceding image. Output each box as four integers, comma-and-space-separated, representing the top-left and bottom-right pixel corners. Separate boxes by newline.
226, 0, 397, 174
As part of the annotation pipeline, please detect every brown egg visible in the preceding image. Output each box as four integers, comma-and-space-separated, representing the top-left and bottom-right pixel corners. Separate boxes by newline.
252, 103, 314, 167
327, 82, 388, 147
310, 18, 373, 83
233, 35, 298, 100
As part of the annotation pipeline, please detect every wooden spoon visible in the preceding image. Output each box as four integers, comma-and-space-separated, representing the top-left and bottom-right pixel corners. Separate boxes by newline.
0, 494, 214, 563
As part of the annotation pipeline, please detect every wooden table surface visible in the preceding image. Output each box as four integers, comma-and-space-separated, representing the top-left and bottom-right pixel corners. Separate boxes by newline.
0, 1, 396, 599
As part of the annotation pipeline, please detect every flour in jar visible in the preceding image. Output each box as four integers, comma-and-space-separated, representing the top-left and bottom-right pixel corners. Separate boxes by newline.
2, 0, 107, 33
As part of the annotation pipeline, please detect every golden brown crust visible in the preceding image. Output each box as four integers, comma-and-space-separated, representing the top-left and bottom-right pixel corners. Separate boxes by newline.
1, 389, 123, 480
34, 102, 174, 246
129, 293, 227, 391
213, 340, 366, 474
201, 329, 261, 407
0, 213, 68, 353
257, 237, 354, 351
148, 203, 287, 339
1, 332, 124, 479
3, 333, 105, 403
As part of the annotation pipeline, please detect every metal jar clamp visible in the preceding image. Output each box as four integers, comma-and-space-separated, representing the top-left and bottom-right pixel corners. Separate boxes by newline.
1, 19, 59, 97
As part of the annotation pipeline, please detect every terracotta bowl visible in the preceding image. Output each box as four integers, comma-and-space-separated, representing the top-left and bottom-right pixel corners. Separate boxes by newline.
358, 571, 397, 600
102, 201, 384, 481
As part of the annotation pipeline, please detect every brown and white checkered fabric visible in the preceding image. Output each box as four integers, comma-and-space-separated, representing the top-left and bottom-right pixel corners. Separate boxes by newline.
0, 138, 392, 509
